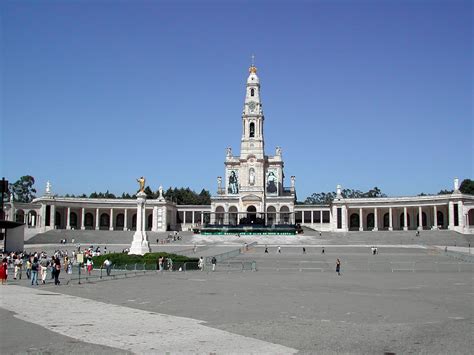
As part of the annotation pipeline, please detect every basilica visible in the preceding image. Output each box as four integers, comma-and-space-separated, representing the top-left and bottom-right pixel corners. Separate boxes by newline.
3, 65, 474, 235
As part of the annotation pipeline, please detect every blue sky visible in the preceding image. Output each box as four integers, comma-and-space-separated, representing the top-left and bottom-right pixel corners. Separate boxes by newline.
1, 0, 472, 200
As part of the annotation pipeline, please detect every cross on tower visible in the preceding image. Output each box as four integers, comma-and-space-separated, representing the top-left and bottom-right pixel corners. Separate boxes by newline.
251, 54, 255, 66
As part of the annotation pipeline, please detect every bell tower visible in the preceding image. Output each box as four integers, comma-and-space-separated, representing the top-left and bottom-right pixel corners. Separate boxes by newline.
240, 61, 264, 160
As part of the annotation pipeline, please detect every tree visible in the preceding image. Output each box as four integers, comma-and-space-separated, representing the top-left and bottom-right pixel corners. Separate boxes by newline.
302, 186, 387, 204
459, 179, 474, 195
9, 175, 37, 202
437, 189, 453, 195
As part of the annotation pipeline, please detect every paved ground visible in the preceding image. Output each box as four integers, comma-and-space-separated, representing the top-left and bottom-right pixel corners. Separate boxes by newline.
2, 231, 473, 354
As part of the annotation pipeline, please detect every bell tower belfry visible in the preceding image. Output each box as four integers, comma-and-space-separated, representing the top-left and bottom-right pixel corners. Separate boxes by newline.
240, 62, 264, 160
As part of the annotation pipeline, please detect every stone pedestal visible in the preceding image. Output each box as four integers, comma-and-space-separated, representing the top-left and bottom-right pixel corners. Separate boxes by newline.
129, 192, 151, 255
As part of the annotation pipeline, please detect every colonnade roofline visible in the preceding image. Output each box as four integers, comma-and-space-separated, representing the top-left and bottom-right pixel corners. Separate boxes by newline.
333, 193, 474, 204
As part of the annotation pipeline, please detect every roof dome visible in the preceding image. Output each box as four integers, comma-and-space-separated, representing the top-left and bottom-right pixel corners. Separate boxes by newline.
247, 65, 259, 85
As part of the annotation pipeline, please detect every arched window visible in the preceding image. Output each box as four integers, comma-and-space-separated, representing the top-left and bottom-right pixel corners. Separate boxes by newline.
249, 122, 255, 137
250, 88, 254, 97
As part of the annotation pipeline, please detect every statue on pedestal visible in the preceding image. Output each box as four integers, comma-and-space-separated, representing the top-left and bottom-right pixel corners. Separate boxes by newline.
46, 181, 52, 194
158, 185, 164, 200
226, 147, 232, 158
136, 177, 146, 193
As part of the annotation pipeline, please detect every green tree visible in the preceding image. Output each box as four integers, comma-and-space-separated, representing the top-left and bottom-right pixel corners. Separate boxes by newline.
9, 175, 37, 202
460, 179, 474, 194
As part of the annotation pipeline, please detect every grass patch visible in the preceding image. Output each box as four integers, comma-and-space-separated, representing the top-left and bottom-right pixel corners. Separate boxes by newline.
92, 252, 198, 267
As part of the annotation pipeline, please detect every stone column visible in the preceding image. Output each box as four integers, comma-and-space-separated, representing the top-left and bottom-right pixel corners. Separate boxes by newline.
201, 211, 204, 226
192, 210, 195, 226
50, 204, 56, 229
124, 209, 128, 231
373, 208, 378, 231
433, 205, 438, 229
81, 208, 85, 230
448, 201, 454, 230
129, 192, 151, 255
183, 211, 186, 227
66, 207, 71, 230
403, 207, 408, 231
458, 201, 464, 229
342, 206, 348, 231
95, 208, 99, 230
152, 206, 158, 232
320, 210, 323, 230
40, 204, 46, 228
110, 208, 114, 231
389, 207, 393, 231
359, 208, 363, 231
418, 206, 423, 230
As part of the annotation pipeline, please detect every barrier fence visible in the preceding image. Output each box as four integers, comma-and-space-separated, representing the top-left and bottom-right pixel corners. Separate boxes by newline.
260, 260, 473, 273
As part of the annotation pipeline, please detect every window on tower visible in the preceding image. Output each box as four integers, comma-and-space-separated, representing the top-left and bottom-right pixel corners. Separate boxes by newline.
249, 122, 255, 137
251, 88, 254, 97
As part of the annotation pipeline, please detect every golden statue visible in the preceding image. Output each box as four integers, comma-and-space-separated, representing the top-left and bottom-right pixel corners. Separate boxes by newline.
137, 176, 146, 193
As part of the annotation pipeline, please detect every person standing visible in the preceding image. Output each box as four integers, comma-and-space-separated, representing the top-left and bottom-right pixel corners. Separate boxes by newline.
167, 258, 173, 272
158, 256, 164, 271
278, 246, 281, 254
40, 256, 49, 284
211, 256, 217, 271
31, 257, 39, 286
198, 257, 204, 271
302, 247, 306, 254
103, 258, 112, 276
0, 258, 8, 285
86, 257, 93, 275
336, 258, 341, 276
14, 256, 23, 280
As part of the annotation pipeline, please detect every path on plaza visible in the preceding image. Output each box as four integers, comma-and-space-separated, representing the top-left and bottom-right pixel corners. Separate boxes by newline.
1, 285, 297, 354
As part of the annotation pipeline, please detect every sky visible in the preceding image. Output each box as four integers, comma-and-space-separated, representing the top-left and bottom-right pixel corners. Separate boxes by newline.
1, 0, 472, 201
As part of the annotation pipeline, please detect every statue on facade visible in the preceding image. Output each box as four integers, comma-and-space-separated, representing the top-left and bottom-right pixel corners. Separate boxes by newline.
158, 185, 164, 199
46, 181, 51, 194
137, 176, 146, 193
217, 176, 222, 191
276, 146, 282, 156
249, 168, 255, 186
291, 176, 295, 188
226, 147, 232, 158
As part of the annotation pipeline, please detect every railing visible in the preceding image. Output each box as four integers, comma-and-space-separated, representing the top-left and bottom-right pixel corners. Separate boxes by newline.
204, 242, 258, 270
259, 260, 473, 273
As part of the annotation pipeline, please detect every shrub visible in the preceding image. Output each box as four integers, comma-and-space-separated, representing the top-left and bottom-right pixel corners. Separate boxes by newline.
92, 252, 198, 267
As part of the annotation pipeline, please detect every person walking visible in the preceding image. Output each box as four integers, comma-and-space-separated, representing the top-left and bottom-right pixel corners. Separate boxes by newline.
264, 247, 269, 253
0, 257, 8, 285
321, 247, 325, 254
302, 247, 306, 254
54, 258, 61, 285
31, 257, 39, 286
278, 246, 281, 254
211, 256, 217, 271
198, 257, 204, 271
158, 256, 164, 271
26, 258, 32, 279
336, 258, 341, 276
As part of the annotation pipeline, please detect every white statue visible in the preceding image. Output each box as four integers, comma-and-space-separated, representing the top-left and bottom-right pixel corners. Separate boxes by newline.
291, 176, 295, 188
158, 185, 164, 199
226, 147, 232, 157
276, 146, 282, 156
46, 181, 51, 194
10, 192, 14, 202
249, 168, 255, 186
217, 176, 222, 189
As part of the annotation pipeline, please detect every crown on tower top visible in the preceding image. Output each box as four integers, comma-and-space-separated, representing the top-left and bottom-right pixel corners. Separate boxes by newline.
249, 65, 257, 74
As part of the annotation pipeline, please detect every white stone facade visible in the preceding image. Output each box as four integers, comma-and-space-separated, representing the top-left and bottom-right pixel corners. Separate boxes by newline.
210, 64, 297, 225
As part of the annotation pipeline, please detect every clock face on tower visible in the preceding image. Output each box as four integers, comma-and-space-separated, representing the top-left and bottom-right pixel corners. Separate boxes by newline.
248, 101, 256, 112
